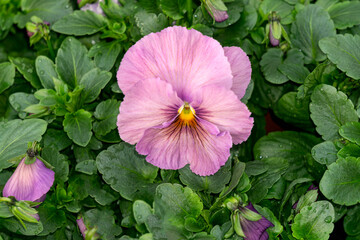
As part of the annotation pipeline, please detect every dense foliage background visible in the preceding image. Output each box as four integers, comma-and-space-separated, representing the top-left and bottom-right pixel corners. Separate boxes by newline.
1, 0, 360, 239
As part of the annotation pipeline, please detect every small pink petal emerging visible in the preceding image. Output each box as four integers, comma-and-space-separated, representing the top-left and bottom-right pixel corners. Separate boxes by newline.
224, 47, 252, 100
117, 26, 233, 100
3, 158, 55, 202
117, 78, 183, 144
136, 117, 232, 176
77, 218, 87, 239
192, 85, 253, 144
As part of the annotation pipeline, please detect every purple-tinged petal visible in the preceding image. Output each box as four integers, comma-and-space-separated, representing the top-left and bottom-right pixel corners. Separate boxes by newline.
117, 26, 233, 100
191, 85, 253, 144
206, 3, 228, 22
136, 116, 232, 176
269, 24, 280, 47
81, 3, 104, 15
77, 218, 87, 239
32, 213, 40, 221
3, 158, 55, 202
117, 78, 183, 144
224, 47, 252, 100
241, 203, 274, 240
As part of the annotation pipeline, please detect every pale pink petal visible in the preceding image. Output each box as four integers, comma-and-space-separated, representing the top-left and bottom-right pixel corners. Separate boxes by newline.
117, 26, 233, 100
136, 117, 232, 176
117, 78, 183, 144
191, 85, 253, 144
3, 158, 55, 202
224, 47, 252, 100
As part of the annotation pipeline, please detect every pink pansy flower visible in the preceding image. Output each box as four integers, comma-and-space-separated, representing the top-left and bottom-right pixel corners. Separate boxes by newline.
3, 158, 55, 202
117, 26, 253, 176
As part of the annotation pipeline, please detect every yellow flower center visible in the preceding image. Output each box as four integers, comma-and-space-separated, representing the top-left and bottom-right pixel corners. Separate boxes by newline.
178, 102, 196, 123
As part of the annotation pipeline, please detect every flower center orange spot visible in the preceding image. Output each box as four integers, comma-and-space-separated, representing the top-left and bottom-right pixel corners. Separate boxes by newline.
178, 102, 196, 124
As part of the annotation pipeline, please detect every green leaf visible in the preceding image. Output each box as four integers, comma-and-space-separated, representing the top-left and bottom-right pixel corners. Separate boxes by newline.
9, 92, 38, 119
338, 143, 360, 159
316, 0, 339, 10
247, 157, 289, 203
56, 37, 95, 88
0, 202, 13, 218
93, 99, 120, 136
88, 41, 121, 71
273, 92, 313, 129
339, 122, 360, 145
344, 205, 360, 236
0, 62, 15, 94
319, 34, 360, 80
328, 1, 360, 30
310, 84, 358, 140
75, 160, 97, 175
278, 63, 310, 84
52, 10, 106, 36
159, 0, 186, 20
96, 143, 158, 201
37, 203, 67, 236
260, 49, 288, 84
2, 218, 43, 236
311, 141, 338, 166
298, 61, 338, 99
63, 109, 93, 147
84, 209, 122, 240
133, 200, 153, 225
320, 157, 360, 206
260, 0, 294, 24
254, 131, 321, 180
42, 147, 69, 183
134, 11, 168, 36
78, 68, 112, 103
35, 56, 57, 89
291, 201, 335, 240
9, 57, 42, 89
15, 0, 72, 28
291, 5, 336, 64
43, 129, 72, 151
0, 119, 47, 171
149, 183, 203, 239
179, 160, 231, 194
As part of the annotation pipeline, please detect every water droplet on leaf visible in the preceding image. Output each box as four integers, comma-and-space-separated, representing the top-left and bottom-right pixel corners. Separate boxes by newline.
324, 216, 332, 223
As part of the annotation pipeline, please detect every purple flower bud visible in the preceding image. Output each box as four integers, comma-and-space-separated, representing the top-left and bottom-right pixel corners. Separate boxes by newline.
27, 31, 34, 38
77, 217, 87, 239
203, 0, 229, 22
238, 203, 274, 240
269, 24, 280, 47
3, 158, 55, 202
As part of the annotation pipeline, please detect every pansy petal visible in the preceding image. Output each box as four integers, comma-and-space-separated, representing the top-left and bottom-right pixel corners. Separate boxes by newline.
241, 203, 274, 240
192, 85, 253, 144
136, 117, 232, 176
224, 46, 252, 99
117, 26, 233, 100
3, 158, 55, 202
117, 78, 182, 144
